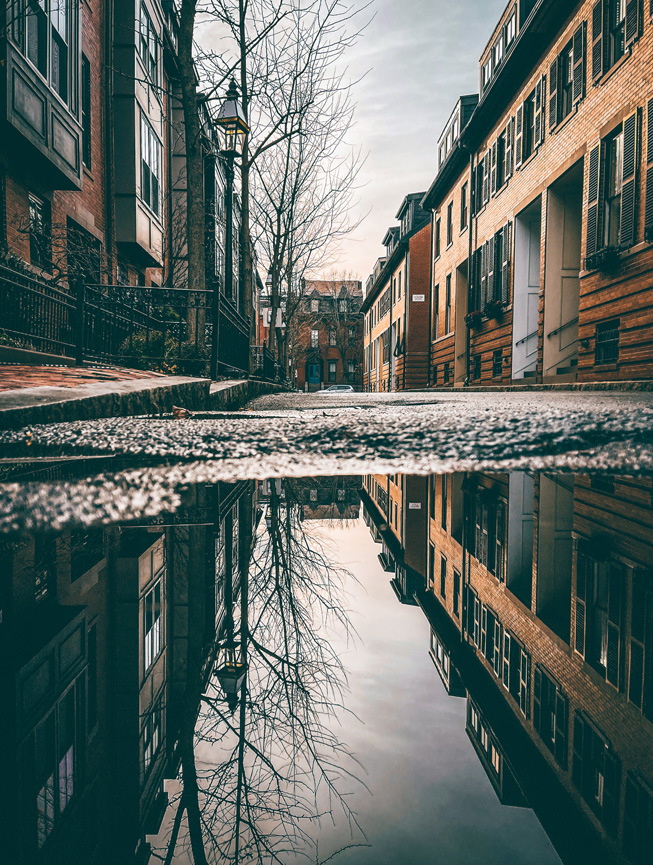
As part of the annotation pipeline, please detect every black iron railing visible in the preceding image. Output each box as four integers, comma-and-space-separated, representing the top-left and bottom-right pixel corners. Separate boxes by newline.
0, 266, 254, 378
251, 344, 276, 381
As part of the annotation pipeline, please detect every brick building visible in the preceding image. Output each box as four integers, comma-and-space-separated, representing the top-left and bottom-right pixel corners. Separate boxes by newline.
361, 469, 653, 864
0, 0, 249, 373
290, 279, 363, 391
420, 0, 653, 386
362, 193, 431, 391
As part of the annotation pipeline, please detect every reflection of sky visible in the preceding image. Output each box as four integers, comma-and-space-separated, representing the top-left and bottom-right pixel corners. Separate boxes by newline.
288, 516, 562, 865
338, 0, 508, 279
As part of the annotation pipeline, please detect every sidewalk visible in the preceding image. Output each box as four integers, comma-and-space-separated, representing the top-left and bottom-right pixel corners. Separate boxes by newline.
0, 364, 211, 428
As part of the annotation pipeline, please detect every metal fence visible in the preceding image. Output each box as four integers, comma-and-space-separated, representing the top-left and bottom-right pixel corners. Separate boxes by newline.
251, 344, 277, 381
0, 265, 252, 378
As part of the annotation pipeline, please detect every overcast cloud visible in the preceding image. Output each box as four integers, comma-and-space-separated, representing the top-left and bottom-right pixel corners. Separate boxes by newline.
337, 0, 507, 281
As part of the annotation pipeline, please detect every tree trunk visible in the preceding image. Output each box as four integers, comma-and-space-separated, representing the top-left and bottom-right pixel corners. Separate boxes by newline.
178, 0, 206, 348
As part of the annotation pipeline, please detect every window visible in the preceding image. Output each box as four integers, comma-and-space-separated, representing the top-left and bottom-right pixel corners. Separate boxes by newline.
431, 284, 439, 340
453, 569, 461, 618
446, 201, 453, 246
572, 712, 620, 834
443, 362, 450, 383
140, 113, 161, 216
347, 359, 355, 375
534, 665, 568, 768
445, 275, 452, 333
595, 319, 620, 364
575, 552, 624, 688
492, 350, 503, 378
339, 299, 348, 312
604, 127, 624, 248
311, 299, 319, 312
473, 354, 481, 380
81, 54, 91, 168
328, 360, 337, 382
560, 42, 574, 122
435, 218, 441, 259
460, 182, 468, 230
398, 271, 402, 299
142, 696, 162, 779
432, 364, 438, 384
623, 774, 653, 862
607, 0, 626, 71
480, 725, 489, 751
67, 219, 102, 283
329, 328, 336, 346
29, 194, 51, 270
505, 8, 516, 46
440, 555, 447, 598
51, 0, 69, 102
143, 581, 162, 673
523, 89, 536, 161
493, 34, 504, 69
496, 131, 506, 190
25, 0, 48, 78
491, 744, 500, 775
481, 58, 491, 89
310, 329, 319, 348
139, 2, 159, 82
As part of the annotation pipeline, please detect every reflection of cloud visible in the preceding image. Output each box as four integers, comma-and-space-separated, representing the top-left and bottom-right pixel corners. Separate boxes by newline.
336, 0, 507, 278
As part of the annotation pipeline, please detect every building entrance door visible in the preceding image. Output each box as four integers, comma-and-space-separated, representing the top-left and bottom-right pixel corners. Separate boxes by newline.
307, 361, 321, 391
512, 198, 542, 379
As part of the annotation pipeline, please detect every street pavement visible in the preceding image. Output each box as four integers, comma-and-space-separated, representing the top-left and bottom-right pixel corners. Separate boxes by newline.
2, 388, 653, 531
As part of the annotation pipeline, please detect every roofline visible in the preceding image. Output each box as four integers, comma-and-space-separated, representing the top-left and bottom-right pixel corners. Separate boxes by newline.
395, 192, 427, 221
437, 94, 480, 147
361, 218, 430, 314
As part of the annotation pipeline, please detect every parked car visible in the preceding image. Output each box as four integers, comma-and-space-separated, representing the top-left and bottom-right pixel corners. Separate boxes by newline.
319, 384, 355, 393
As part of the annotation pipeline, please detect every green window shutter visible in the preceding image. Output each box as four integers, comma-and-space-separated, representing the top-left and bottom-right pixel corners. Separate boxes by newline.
487, 235, 495, 305
620, 108, 640, 250
575, 552, 588, 656
572, 22, 586, 105
645, 98, 653, 242
625, 0, 640, 49
586, 143, 602, 260
592, 0, 604, 83
554, 690, 568, 769
501, 222, 511, 305
549, 57, 559, 130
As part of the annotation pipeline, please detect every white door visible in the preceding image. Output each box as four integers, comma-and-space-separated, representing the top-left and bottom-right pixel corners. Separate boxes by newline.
512, 210, 541, 379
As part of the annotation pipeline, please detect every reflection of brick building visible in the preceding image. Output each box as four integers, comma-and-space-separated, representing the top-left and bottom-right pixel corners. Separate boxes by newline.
292, 280, 363, 391
0, 477, 254, 864
362, 470, 653, 865
291, 477, 361, 521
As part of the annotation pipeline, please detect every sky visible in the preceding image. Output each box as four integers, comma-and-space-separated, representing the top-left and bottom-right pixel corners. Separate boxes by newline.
337, 0, 508, 281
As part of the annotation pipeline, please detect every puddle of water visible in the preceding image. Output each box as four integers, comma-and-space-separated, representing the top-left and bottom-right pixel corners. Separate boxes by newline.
1, 469, 651, 864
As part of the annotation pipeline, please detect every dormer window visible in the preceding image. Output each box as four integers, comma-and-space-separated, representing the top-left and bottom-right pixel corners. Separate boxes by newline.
493, 34, 504, 69
453, 116, 459, 140
505, 9, 516, 47
482, 57, 492, 91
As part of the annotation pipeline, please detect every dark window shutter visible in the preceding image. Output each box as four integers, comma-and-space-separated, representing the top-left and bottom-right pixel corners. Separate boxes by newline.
606, 564, 623, 687
483, 151, 491, 204
629, 640, 645, 708
602, 749, 621, 836
481, 605, 488, 656
533, 665, 542, 732
519, 649, 531, 717
645, 98, 653, 241
535, 75, 546, 148
475, 495, 483, 557
554, 691, 568, 769
491, 141, 497, 196
502, 631, 511, 689
502, 222, 511, 304
473, 595, 481, 647
495, 499, 505, 581
549, 57, 559, 130
572, 713, 585, 790
586, 143, 601, 259
575, 552, 588, 656
623, 776, 640, 861
477, 159, 484, 211
492, 619, 501, 675
466, 585, 475, 636
620, 109, 640, 249
480, 243, 488, 312
487, 235, 495, 304
625, 0, 640, 49
515, 104, 524, 169
573, 21, 586, 105
592, 0, 604, 82
505, 118, 513, 180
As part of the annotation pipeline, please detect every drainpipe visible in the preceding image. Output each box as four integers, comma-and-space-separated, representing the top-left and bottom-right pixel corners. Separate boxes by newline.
465, 147, 475, 386
104, 0, 115, 281
402, 253, 407, 392
427, 212, 434, 387
388, 276, 393, 392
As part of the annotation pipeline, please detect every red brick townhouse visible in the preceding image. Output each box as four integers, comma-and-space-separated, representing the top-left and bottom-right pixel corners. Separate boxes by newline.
362, 193, 431, 391
0, 0, 247, 370
422, 0, 653, 385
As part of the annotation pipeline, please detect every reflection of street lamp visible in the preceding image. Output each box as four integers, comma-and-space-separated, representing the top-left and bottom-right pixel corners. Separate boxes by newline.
215, 637, 247, 712
211, 79, 250, 380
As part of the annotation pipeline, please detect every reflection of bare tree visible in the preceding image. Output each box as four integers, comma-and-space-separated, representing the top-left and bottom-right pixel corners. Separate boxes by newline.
153, 479, 366, 864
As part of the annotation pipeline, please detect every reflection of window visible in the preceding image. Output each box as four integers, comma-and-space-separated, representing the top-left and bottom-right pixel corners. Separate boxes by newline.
311, 299, 319, 312
139, 2, 158, 81
576, 553, 623, 687
347, 359, 355, 375
491, 744, 500, 774
310, 329, 319, 348
328, 360, 337, 382
329, 329, 336, 346
572, 712, 620, 834
140, 113, 161, 216
310, 489, 317, 502
142, 696, 162, 779
144, 581, 162, 673
29, 194, 51, 270
534, 665, 568, 767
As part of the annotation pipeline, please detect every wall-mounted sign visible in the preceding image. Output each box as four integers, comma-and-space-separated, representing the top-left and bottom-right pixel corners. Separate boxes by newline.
412, 294, 425, 302
408, 502, 422, 510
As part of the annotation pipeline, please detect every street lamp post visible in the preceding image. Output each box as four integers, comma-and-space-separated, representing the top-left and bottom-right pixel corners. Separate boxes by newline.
212, 79, 250, 381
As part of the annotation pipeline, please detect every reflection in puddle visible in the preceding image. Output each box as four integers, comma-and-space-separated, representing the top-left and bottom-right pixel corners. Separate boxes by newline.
1, 471, 651, 864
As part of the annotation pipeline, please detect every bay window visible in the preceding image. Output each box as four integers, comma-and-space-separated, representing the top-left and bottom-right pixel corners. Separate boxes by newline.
140, 113, 161, 216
